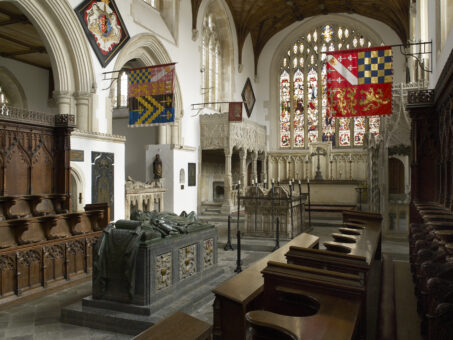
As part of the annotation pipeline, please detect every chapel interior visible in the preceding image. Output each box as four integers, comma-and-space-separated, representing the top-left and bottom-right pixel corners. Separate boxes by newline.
0, 0, 452, 339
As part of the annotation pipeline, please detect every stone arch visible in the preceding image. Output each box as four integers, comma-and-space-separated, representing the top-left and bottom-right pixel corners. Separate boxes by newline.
11, 0, 95, 130
110, 33, 183, 144
0, 67, 27, 108
268, 14, 402, 150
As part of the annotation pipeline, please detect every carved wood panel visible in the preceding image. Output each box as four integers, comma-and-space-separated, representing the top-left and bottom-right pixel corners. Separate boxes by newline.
0, 234, 101, 304
0, 123, 61, 197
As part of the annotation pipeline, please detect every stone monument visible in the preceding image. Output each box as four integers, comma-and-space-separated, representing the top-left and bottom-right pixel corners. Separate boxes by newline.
62, 210, 221, 335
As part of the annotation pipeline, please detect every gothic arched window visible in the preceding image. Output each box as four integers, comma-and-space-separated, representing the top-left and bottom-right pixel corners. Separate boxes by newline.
279, 24, 382, 148
202, 15, 222, 108
112, 70, 129, 109
0, 86, 9, 106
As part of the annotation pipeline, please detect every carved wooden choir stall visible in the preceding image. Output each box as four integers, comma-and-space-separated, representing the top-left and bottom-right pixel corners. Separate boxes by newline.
212, 210, 382, 340
405, 52, 453, 340
0, 108, 109, 306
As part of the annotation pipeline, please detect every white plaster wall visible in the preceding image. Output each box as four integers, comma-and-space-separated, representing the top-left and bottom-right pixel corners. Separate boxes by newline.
173, 148, 198, 214
112, 116, 158, 182
146, 144, 198, 214
0, 56, 53, 113
70, 135, 126, 221
429, 0, 453, 89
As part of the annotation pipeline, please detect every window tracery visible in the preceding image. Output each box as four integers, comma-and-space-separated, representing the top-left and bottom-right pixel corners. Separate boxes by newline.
279, 24, 381, 148
202, 15, 222, 108
112, 70, 128, 109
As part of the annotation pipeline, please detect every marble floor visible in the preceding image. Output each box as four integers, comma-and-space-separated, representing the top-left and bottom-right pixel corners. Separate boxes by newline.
0, 225, 409, 340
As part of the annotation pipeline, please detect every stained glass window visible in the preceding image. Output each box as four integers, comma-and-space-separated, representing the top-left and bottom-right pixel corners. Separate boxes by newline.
280, 70, 291, 147
293, 69, 304, 147
354, 117, 366, 146
279, 24, 382, 148
339, 118, 351, 146
307, 68, 318, 143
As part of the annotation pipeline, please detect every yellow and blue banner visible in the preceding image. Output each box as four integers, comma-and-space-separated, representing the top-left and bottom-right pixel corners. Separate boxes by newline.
128, 63, 175, 127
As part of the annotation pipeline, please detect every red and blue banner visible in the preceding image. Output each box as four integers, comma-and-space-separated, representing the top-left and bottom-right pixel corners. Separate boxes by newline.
128, 63, 175, 127
327, 46, 393, 117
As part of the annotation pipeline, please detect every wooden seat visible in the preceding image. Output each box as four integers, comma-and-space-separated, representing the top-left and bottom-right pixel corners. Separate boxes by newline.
132, 311, 211, 340
253, 261, 363, 340
212, 233, 319, 340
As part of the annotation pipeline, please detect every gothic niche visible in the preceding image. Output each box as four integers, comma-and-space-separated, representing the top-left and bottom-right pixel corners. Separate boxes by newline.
92, 152, 114, 219
213, 181, 224, 202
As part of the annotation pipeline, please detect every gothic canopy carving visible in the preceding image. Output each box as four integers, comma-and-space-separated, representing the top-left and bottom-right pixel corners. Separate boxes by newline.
191, 0, 409, 71
200, 113, 266, 153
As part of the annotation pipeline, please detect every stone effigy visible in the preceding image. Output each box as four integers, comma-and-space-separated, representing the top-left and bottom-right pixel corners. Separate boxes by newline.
90, 210, 218, 309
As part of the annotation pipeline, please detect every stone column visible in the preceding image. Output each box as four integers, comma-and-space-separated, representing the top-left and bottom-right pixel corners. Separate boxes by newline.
54, 91, 71, 115
221, 148, 233, 214
171, 119, 179, 145
75, 92, 90, 131
251, 151, 258, 183
158, 125, 167, 144
239, 148, 247, 190
259, 152, 267, 184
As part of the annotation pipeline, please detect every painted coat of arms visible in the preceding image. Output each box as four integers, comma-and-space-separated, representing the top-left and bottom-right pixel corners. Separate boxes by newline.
75, 0, 130, 67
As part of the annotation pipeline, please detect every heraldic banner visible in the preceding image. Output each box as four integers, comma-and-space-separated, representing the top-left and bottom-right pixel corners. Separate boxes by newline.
327, 46, 393, 117
128, 63, 175, 127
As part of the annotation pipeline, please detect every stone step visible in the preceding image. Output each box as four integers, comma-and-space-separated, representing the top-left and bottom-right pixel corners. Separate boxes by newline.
61, 266, 225, 336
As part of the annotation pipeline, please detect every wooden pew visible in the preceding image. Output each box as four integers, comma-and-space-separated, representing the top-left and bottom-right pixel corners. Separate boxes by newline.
212, 232, 319, 340
132, 311, 211, 340
285, 210, 381, 339
246, 261, 364, 340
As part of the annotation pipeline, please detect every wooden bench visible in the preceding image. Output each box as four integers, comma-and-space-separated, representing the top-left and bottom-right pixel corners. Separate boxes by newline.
212, 232, 319, 340
246, 261, 364, 340
378, 254, 396, 340
132, 311, 212, 340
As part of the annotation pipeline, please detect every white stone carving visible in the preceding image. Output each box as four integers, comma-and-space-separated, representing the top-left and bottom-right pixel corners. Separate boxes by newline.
200, 113, 266, 153
203, 238, 214, 268
155, 252, 172, 291
179, 244, 197, 280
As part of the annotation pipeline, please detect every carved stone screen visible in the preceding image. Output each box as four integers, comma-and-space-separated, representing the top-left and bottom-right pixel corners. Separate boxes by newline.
92, 152, 114, 219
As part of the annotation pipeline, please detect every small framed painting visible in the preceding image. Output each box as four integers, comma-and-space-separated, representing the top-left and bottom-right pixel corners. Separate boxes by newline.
188, 163, 196, 187
241, 77, 256, 118
75, 0, 130, 67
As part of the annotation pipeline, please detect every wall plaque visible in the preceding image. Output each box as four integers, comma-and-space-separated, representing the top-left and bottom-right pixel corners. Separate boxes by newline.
188, 163, 196, 187
70, 150, 84, 162
92, 152, 114, 219
241, 77, 256, 118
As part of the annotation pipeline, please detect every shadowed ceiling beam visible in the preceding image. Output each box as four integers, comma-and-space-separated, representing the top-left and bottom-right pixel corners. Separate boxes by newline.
0, 15, 28, 26
0, 31, 37, 48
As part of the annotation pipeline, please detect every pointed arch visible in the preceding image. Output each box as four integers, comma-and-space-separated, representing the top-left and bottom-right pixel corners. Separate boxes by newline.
111, 33, 183, 120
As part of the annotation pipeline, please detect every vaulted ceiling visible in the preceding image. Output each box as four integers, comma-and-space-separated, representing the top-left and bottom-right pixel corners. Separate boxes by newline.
192, 0, 410, 70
